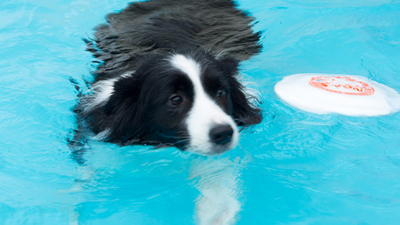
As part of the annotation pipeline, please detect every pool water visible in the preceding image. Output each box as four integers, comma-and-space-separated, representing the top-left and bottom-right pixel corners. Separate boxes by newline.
1, 0, 400, 224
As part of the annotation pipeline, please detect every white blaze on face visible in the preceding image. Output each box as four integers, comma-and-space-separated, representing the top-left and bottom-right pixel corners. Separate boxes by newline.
170, 54, 239, 154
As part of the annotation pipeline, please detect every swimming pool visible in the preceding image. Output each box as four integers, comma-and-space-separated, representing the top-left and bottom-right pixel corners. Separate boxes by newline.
1, 0, 400, 224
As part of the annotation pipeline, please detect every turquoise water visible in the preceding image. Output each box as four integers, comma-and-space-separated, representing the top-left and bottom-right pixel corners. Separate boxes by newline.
1, 0, 400, 224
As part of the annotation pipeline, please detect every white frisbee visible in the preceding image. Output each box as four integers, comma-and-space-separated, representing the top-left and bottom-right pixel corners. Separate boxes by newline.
274, 74, 400, 116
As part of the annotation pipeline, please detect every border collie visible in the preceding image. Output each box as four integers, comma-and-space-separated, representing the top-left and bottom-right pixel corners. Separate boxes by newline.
73, 0, 262, 155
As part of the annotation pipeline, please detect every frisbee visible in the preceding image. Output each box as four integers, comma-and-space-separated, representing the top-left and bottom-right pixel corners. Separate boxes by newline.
274, 74, 400, 116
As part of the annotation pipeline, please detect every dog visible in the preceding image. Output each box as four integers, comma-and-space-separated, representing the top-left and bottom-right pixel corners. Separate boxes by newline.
73, 0, 262, 156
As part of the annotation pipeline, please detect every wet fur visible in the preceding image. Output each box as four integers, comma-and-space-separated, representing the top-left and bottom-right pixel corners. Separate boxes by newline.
71, 0, 262, 155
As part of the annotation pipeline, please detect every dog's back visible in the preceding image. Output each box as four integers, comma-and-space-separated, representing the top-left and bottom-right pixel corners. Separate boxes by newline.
87, 0, 261, 80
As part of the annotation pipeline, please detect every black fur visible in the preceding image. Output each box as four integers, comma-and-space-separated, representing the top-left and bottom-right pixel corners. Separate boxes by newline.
71, 0, 262, 155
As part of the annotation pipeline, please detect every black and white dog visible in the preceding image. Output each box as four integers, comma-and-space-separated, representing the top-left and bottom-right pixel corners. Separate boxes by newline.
73, 0, 262, 155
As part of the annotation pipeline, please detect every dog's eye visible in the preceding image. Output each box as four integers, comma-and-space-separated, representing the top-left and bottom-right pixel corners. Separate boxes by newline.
216, 90, 226, 98
169, 94, 183, 105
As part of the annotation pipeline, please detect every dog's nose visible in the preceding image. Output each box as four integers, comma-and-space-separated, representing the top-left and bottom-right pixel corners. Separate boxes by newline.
209, 124, 234, 145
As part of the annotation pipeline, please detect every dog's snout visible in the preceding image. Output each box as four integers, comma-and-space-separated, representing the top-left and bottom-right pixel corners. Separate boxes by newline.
209, 124, 234, 145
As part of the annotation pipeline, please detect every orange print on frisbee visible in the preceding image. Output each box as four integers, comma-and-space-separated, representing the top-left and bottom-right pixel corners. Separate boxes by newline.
309, 76, 375, 96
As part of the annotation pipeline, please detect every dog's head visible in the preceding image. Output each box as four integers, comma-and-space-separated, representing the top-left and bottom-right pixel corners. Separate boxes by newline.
80, 51, 261, 155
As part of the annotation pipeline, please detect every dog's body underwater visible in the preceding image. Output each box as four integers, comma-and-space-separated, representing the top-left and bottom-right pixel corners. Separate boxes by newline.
73, 0, 262, 155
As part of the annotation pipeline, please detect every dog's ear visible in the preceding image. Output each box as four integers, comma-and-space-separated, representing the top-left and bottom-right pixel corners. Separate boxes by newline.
218, 57, 262, 126
101, 72, 149, 143
103, 74, 142, 115
229, 77, 262, 126
218, 56, 239, 76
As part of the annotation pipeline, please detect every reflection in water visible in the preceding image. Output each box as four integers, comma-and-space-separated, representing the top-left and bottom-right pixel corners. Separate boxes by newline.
189, 156, 248, 225
64, 150, 249, 225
